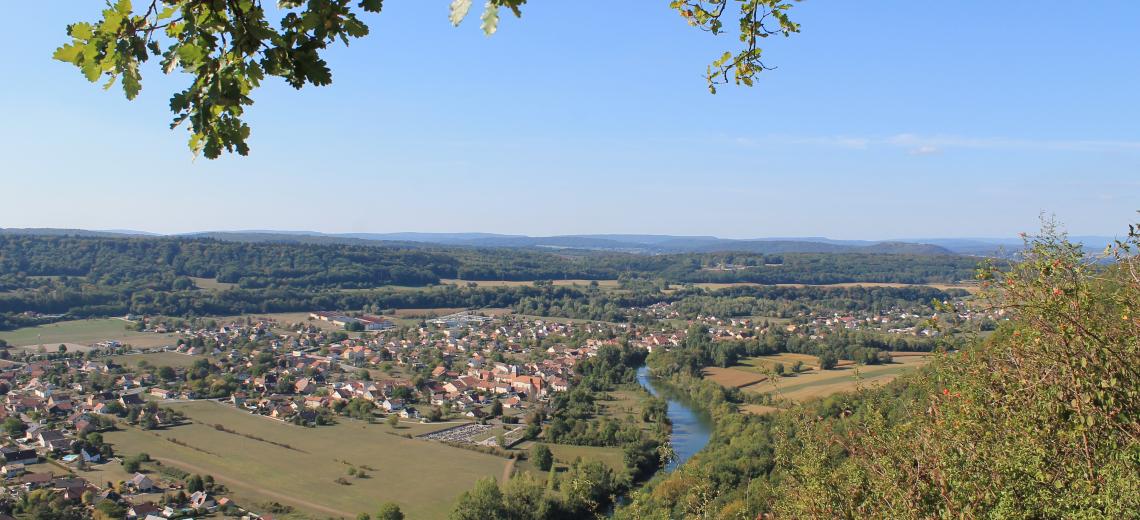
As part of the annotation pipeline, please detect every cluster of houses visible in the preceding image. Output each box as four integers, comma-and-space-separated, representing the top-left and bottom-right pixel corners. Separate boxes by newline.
224, 340, 588, 424
72, 314, 633, 429
0, 309, 680, 513
0, 355, 245, 517
127, 489, 228, 520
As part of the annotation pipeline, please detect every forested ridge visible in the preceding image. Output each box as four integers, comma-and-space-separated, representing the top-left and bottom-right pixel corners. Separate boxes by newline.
0, 234, 977, 329
0, 235, 977, 287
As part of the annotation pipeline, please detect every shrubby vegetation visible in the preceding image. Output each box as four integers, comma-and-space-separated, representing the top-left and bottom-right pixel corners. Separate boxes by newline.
616, 226, 1140, 518
0, 234, 975, 329
650, 322, 943, 376
544, 346, 668, 479
669, 284, 964, 319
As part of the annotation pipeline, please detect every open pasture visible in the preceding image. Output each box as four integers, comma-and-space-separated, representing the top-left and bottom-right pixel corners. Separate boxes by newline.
0, 318, 178, 349
737, 352, 825, 373
440, 279, 621, 289
684, 281, 979, 294
104, 401, 507, 520
189, 277, 238, 291
702, 367, 768, 389
514, 442, 627, 474
595, 389, 649, 423
736, 355, 932, 403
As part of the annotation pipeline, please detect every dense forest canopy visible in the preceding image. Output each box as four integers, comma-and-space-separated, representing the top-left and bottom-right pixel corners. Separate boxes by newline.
0, 234, 977, 329
0, 235, 978, 287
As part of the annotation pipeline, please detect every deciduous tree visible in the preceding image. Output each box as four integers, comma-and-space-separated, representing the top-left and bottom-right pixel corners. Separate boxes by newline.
54, 1, 798, 158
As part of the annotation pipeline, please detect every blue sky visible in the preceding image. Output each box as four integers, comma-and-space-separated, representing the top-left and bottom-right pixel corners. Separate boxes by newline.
1, 2, 1137, 239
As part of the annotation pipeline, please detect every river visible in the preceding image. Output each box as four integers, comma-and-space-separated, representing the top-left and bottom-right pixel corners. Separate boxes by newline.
636, 366, 714, 471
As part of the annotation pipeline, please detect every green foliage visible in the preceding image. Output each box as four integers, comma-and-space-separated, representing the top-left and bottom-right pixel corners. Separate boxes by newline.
530, 443, 553, 471
54, 0, 389, 158
375, 502, 404, 520
0, 234, 976, 329
817, 351, 838, 370
54, 0, 796, 158
2, 417, 26, 437
622, 223, 1140, 518
122, 452, 151, 473
449, 478, 505, 520
158, 365, 177, 381
500, 474, 551, 520
670, 0, 800, 92
343, 398, 374, 420
450, 463, 619, 519
186, 473, 205, 493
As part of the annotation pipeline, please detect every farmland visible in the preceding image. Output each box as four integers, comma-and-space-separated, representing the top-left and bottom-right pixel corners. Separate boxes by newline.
737, 352, 827, 373
440, 279, 621, 289
0, 318, 178, 349
685, 281, 979, 294
103, 401, 508, 519
700, 367, 767, 388
705, 354, 932, 404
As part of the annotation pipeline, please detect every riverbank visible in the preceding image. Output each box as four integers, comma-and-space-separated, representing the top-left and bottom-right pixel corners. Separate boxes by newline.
635, 366, 714, 471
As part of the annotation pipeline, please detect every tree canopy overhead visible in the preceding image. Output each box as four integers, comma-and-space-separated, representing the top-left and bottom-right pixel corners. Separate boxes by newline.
53, 0, 799, 158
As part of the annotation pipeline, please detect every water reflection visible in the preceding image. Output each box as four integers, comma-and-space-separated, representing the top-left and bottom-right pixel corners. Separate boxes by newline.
636, 366, 713, 471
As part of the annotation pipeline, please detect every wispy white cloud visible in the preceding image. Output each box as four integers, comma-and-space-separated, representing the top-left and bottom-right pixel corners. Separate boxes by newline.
736, 133, 1140, 154
908, 144, 940, 156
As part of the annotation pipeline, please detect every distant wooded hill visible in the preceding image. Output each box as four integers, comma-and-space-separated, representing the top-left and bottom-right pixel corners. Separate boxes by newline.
3, 227, 1116, 256
0, 233, 980, 287
0, 232, 983, 328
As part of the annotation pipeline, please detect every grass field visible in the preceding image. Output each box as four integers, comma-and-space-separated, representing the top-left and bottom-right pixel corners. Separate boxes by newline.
685, 281, 979, 294
190, 277, 238, 291
544, 443, 626, 471
0, 319, 179, 349
701, 367, 768, 388
440, 279, 621, 289
737, 352, 825, 373
596, 389, 648, 423
67, 459, 137, 488
103, 401, 507, 520
738, 355, 931, 402
514, 441, 626, 475
705, 354, 932, 404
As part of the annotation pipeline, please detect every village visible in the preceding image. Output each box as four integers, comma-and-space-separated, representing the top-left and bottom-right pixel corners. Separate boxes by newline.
0, 309, 673, 519
0, 284, 991, 520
